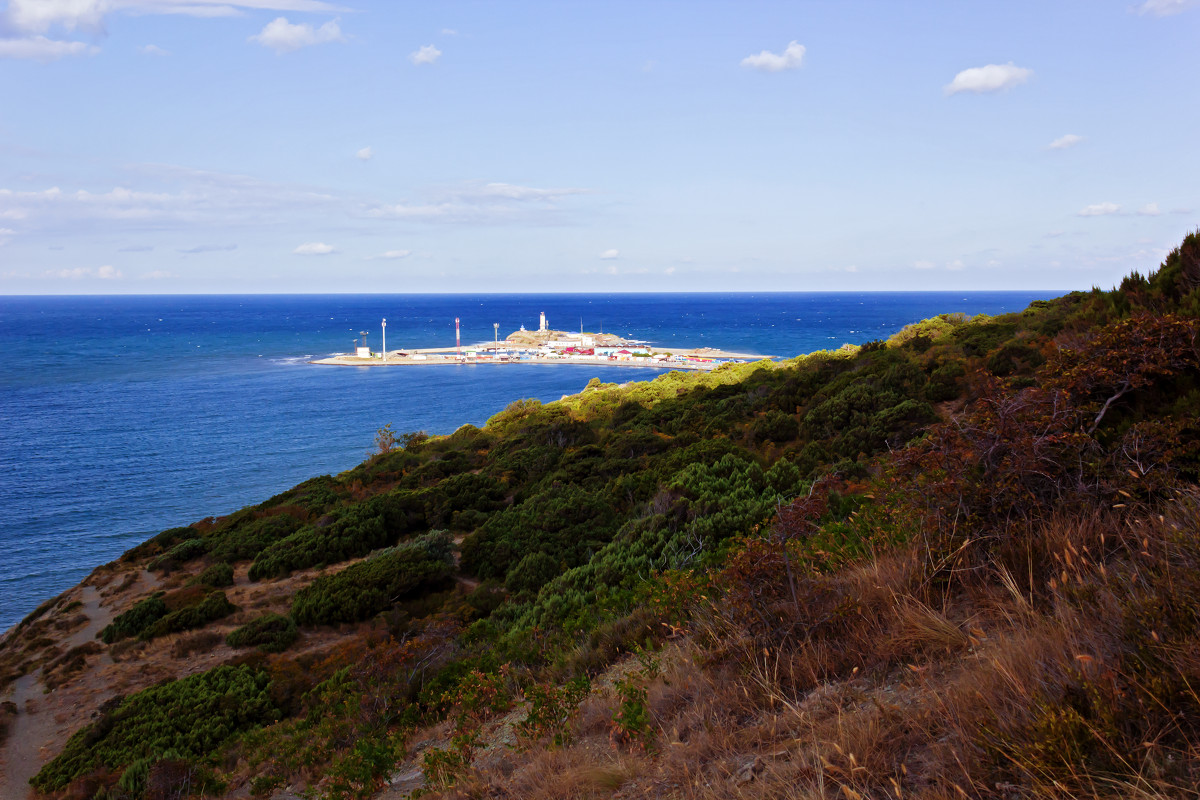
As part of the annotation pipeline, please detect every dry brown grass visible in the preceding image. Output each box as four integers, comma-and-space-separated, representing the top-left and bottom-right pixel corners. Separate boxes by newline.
413, 492, 1200, 800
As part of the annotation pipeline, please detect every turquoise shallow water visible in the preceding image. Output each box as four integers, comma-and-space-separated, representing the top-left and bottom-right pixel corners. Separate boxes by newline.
0, 291, 1055, 630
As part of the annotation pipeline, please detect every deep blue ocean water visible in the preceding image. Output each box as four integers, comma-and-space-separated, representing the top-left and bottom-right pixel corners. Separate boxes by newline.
0, 292, 1056, 631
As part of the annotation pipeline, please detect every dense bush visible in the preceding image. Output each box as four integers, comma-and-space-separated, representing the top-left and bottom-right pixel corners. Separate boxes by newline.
121, 526, 200, 563
459, 484, 619, 581
226, 613, 298, 653
189, 561, 234, 588
290, 531, 455, 626
31, 665, 277, 792
248, 492, 422, 580
141, 591, 236, 640
206, 512, 306, 564
100, 594, 168, 644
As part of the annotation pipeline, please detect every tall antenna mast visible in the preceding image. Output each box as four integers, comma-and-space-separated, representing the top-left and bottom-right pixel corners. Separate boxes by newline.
455, 317, 461, 359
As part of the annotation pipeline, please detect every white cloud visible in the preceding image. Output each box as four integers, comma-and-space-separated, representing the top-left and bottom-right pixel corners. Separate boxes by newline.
3, 1, 344, 34
179, 243, 236, 253
356, 146, 373, 161
1137, 202, 1162, 216
945, 62, 1033, 95
409, 43, 441, 65
1136, 0, 1199, 16
914, 260, 935, 270
378, 249, 410, 259
740, 40, 805, 72
46, 264, 122, 279
250, 17, 345, 54
0, 36, 96, 61
1078, 202, 1122, 217
363, 181, 589, 225
947, 259, 965, 271
440, 28, 457, 35
665, 266, 676, 275
1048, 134, 1083, 150
844, 265, 859, 273
294, 241, 334, 255
0, 167, 342, 236
140, 44, 169, 56
600, 248, 619, 260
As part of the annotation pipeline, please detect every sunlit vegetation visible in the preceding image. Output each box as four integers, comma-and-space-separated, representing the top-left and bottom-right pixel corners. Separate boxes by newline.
22, 232, 1200, 800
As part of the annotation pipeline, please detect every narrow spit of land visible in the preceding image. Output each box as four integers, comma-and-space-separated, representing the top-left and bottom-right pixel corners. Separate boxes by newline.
310, 327, 773, 370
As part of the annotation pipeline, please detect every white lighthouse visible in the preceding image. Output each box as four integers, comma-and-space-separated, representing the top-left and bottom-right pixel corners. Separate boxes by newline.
539, 311, 547, 332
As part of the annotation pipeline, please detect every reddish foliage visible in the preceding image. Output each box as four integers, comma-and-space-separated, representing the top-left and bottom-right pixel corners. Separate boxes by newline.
1045, 312, 1199, 434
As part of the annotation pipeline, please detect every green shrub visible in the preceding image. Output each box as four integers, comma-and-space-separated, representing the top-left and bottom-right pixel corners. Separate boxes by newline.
31, 665, 277, 793
290, 532, 454, 626
121, 526, 200, 563
140, 591, 236, 640
189, 562, 234, 588
459, 485, 619, 580
206, 513, 305, 564
752, 409, 800, 443
100, 594, 168, 644
226, 613, 298, 653
149, 537, 209, 572
248, 490, 431, 580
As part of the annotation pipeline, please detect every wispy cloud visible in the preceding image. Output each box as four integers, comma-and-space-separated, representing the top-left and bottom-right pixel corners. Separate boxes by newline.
913, 260, 936, 270
140, 44, 169, 56
375, 249, 410, 259
363, 181, 589, 225
600, 249, 619, 260
1135, 0, 1199, 16
1137, 202, 1162, 216
179, 243, 237, 253
0, 165, 342, 235
3, 0, 344, 35
0, 35, 96, 61
410, 44, 441, 65
1048, 134, 1084, 150
250, 17, 345, 54
945, 62, 1033, 95
1078, 202, 1122, 217
294, 241, 334, 255
741, 40, 805, 72
356, 146, 373, 161
46, 265, 122, 279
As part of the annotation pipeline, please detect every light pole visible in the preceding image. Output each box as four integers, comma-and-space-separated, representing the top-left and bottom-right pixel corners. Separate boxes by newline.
493, 322, 499, 349
382, 318, 387, 362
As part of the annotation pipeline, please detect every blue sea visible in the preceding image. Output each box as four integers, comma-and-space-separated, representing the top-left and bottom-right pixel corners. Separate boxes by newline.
0, 292, 1056, 631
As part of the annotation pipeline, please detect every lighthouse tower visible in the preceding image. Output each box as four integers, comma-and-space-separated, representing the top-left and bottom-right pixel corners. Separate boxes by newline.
539, 311, 547, 332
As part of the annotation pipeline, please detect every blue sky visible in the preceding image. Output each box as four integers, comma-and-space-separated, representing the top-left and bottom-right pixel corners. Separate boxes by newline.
1, 0, 1197, 294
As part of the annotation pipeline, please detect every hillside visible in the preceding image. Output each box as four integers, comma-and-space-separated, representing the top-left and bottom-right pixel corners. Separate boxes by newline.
2, 232, 1198, 800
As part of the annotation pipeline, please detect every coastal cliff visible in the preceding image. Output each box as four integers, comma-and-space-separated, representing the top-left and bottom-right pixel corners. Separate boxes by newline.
2, 233, 1199, 800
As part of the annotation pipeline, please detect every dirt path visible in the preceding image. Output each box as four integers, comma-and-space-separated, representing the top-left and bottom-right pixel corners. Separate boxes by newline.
0, 574, 150, 799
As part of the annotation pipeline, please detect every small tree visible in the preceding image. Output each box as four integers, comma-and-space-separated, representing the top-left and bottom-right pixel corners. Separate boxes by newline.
372, 423, 396, 456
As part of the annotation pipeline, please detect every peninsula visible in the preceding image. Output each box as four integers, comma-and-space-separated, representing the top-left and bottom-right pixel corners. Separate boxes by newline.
310, 313, 771, 370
